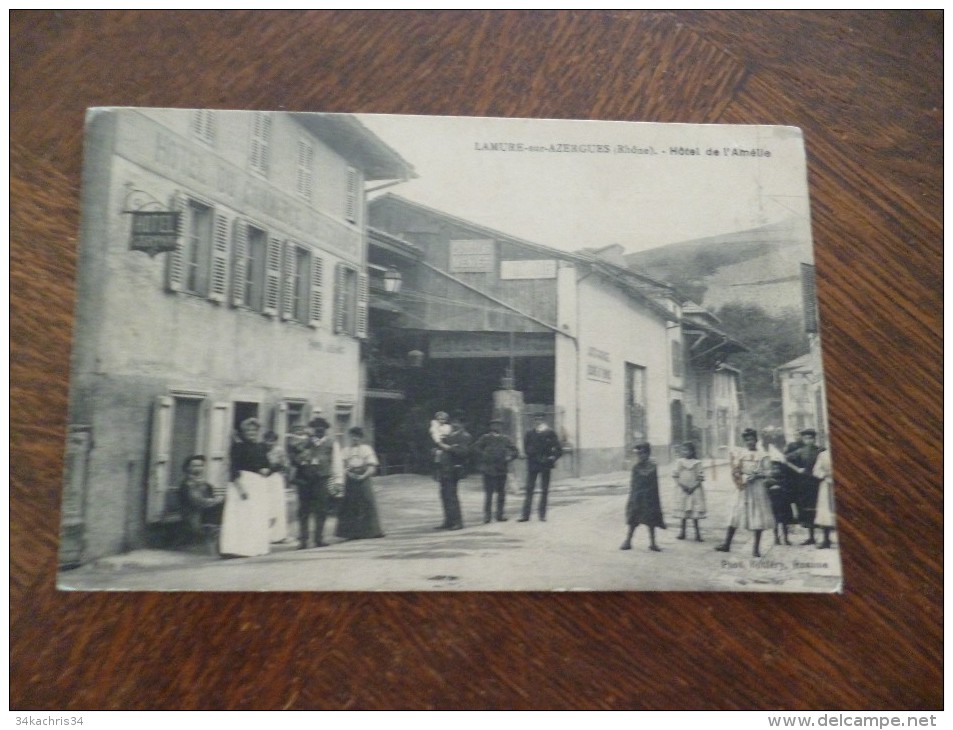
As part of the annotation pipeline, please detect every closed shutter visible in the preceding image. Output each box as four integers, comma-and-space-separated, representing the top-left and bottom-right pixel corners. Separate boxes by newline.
356, 272, 368, 339
263, 236, 282, 316
166, 195, 189, 292
207, 401, 231, 498
308, 255, 324, 327
147, 396, 173, 522
231, 219, 248, 307
345, 167, 359, 223
281, 241, 296, 321
334, 263, 346, 334
209, 212, 230, 302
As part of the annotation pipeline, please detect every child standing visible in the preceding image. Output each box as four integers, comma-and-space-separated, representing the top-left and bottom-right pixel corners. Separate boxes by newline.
672, 441, 706, 541
620, 442, 666, 552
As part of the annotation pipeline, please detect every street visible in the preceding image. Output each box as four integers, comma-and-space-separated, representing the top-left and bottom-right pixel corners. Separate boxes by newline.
59, 461, 842, 592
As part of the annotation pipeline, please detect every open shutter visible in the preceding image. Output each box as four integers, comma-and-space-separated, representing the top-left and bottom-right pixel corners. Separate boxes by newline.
356, 272, 368, 339
345, 167, 359, 223
231, 220, 248, 307
275, 402, 288, 446
281, 241, 296, 321
147, 396, 173, 522
334, 263, 346, 333
263, 235, 282, 316
308, 255, 324, 327
166, 196, 189, 292
209, 212, 230, 302
207, 401, 231, 498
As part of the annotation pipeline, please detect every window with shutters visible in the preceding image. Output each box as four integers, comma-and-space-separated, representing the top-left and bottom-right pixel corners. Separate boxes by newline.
233, 222, 266, 311
191, 110, 216, 146
249, 112, 272, 177
281, 242, 312, 324
184, 201, 213, 296
345, 166, 359, 223
296, 139, 314, 200
333, 265, 368, 338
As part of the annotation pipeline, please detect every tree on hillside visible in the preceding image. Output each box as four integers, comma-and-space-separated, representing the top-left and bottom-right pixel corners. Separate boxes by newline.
716, 303, 810, 403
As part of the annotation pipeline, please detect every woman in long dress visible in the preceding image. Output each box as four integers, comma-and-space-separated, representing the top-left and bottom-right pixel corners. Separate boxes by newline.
334, 427, 385, 540
219, 417, 273, 558
715, 427, 775, 558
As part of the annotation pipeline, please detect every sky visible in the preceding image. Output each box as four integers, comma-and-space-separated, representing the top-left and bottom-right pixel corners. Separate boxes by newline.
357, 113, 814, 256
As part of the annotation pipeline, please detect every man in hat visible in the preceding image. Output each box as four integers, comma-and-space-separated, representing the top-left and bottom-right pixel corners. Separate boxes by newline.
518, 413, 563, 522
290, 417, 343, 549
784, 427, 824, 545
472, 418, 519, 523
434, 411, 472, 530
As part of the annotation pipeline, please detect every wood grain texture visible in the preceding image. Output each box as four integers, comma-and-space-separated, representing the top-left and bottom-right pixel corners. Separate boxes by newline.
10, 10, 942, 710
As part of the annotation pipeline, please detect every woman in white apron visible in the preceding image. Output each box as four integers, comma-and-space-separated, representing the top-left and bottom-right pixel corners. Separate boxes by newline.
219, 418, 273, 558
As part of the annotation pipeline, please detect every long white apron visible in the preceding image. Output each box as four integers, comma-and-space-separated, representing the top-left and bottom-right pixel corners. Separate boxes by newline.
219, 471, 271, 557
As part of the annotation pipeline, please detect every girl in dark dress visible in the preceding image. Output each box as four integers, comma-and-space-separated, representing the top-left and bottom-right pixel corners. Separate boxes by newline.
334, 427, 385, 540
620, 442, 666, 552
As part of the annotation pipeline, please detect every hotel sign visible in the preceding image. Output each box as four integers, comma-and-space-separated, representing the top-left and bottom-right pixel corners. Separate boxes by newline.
449, 239, 495, 273
586, 346, 612, 383
129, 211, 180, 256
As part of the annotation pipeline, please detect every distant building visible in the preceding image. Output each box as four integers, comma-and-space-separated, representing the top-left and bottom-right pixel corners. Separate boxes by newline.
365, 195, 747, 476
776, 337, 828, 446
61, 109, 413, 564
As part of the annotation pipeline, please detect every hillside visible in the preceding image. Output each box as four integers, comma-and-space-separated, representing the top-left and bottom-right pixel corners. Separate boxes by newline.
625, 218, 814, 315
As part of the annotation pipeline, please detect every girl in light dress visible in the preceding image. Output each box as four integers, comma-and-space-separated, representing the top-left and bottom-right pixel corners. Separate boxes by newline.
672, 441, 706, 542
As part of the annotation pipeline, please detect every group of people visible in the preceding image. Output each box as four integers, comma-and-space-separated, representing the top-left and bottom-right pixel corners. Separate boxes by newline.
177, 409, 565, 558
178, 412, 834, 562
427, 410, 564, 529
178, 416, 385, 558
619, 427, 836, 558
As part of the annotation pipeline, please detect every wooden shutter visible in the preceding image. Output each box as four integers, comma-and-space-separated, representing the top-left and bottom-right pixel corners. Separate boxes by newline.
207, 401, 231, 498
356, 272, 368, 339
147, 396, 173, 522
263, 236, 282, 316
308, 255, 324, 327
209, 212, 230, 302
166, 195, 189, 292
345, 167, 358, 223
281, 241, 296, 321
334, 263, 346, 333
231, 220, 248, 307
275, 402, 288, 445
801, 263, 818, 334
251, 112, 271, 175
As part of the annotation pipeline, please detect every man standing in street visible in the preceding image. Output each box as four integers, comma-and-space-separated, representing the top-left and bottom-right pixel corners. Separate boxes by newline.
472, 418, 519, 524
518, 413, 563, 522
290, 417, 343, 549
435, 411, 472, 531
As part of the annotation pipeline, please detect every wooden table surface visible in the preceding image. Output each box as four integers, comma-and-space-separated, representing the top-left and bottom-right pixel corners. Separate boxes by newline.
10, 11, 942, 710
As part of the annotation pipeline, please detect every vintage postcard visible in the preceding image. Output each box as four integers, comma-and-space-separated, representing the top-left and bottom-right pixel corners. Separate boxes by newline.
57, 110, 841, 592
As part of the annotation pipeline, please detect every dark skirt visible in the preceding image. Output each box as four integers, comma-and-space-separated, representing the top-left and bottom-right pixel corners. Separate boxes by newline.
767, 482, 796, 525
334, 476, 384, 539
626, 466, 666, 529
